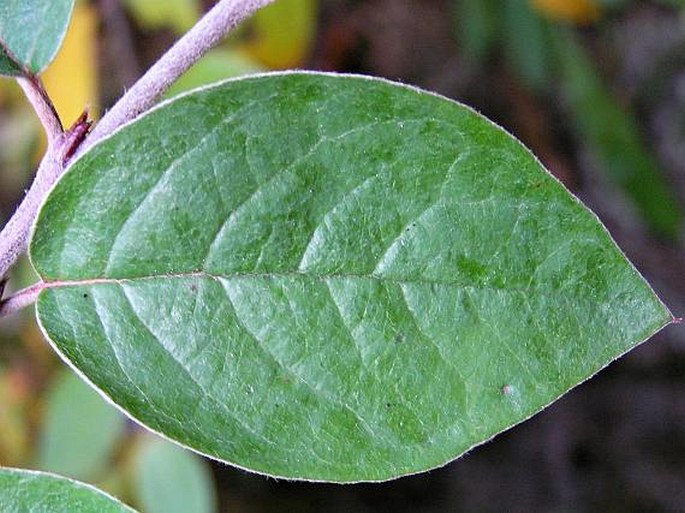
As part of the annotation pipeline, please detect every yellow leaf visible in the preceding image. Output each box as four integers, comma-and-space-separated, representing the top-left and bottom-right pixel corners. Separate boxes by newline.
531, 0, 601, 24
239, 0, 318, 69
42, 3, 99, 126
123, 0, 199, 35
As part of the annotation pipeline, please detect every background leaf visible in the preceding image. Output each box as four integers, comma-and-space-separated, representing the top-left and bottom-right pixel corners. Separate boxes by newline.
30, 73, 672, 482
552, 29, 682, 238
122, 0, 199, 35
0, 468, 136, 513
35, 370, 126, 481
504, 0, 555, 92
0, 0, 76, 76
454, 0, 500, 62
132, 435, 217, 513
239, 0, 317, 69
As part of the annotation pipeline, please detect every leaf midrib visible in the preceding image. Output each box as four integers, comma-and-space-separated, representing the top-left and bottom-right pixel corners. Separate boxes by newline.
38, 269, 533, 295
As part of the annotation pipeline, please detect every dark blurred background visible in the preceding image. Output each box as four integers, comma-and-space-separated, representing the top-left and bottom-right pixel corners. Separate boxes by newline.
0, 0, 684, 512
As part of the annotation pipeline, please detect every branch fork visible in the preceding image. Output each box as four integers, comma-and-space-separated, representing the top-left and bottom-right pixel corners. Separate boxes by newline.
0, 0, 275, 316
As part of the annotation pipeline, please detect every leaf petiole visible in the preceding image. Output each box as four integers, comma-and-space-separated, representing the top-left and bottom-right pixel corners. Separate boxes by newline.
0, 281, 43, 318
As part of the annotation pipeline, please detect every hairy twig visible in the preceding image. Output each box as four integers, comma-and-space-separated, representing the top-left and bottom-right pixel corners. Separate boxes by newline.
0, 153, 59, 283
0, 282, 43, 318
16, 76, 64, 148
82, 0, 275, 153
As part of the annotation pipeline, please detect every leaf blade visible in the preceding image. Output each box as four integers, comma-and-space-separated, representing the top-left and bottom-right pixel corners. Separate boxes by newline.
31, 72, 673, 482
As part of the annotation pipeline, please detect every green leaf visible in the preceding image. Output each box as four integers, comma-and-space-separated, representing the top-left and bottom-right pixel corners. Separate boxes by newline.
552, 30, 682, 238
454, 0, 500, 62
30, 72, 673, 482
0, 0, 76, 76
36, 370, 126, 481
0, 47, 22, 76
503, 0, 554, 92
132, 436, 217, 513
0, 468, 137, 513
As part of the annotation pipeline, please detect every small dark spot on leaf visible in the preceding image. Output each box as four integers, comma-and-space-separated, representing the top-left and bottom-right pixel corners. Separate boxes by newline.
386, 402, 393, 408
394, 332, 405, 343
189, 284, 198, 292
83, 293, 89, 299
